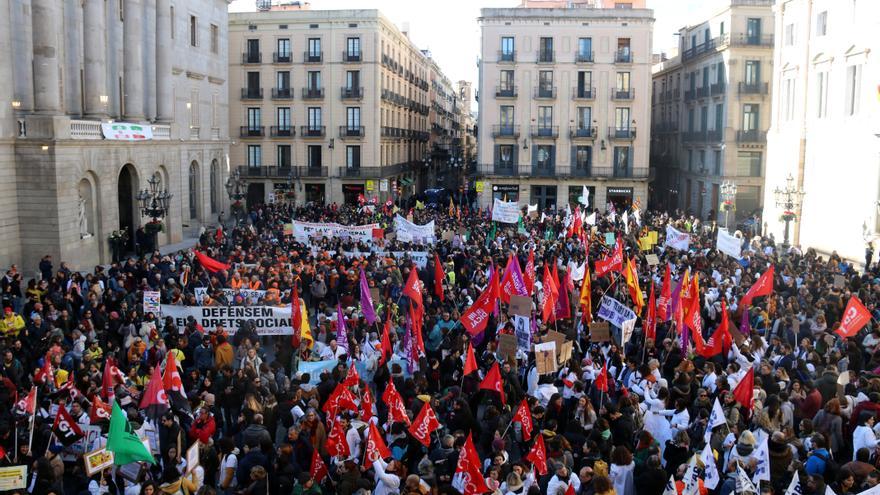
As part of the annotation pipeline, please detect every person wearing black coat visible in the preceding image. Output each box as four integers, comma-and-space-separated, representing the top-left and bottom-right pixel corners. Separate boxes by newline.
635, 455, 670, 495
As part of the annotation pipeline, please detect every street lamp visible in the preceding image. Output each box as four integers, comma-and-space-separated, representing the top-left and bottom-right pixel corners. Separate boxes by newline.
773, 173, 806, 250
136, 174, 172, 252
720, 180, 738, 230
225, 169, 247, 226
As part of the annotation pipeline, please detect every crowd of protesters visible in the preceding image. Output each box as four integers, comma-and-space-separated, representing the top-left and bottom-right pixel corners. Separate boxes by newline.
0, 198, 879, 495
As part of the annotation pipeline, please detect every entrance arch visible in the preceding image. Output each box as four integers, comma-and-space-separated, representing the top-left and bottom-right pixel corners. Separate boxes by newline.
117, 164, 139, 253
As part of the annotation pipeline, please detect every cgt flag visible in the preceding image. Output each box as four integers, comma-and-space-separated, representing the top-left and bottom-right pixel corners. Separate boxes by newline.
90, 396, 113, 423
311, 449, 328, 483
52, 404, 84, 446
479, 362, 506, 405
139, 365, 170, 421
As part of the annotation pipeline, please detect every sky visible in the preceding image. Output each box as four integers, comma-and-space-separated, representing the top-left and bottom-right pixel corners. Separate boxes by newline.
230, 0, 718, 106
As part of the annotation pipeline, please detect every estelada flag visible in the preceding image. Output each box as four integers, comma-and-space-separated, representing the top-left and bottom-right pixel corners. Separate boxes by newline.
311, 449, 328, 482
52, 404, 84, 446
326, 418, 351, 458
363, 422, 391, 468
732, 367, 755, 408
434, 253, 445, 302
741, 265, 774, 307
140, 365, 170, 421
479, 362, 506, 405
579, 264, 592, 325
452, 433, 490, 495
403, 268, 423, 314
513, 399, 533, 441
90, 395, 112, 423
836, 296, 872, 338
408, 401, 441, 447
193, 251, 231, 273
594, 363, 609, 393
463, 344, 478, 376
525, 434, 548, 476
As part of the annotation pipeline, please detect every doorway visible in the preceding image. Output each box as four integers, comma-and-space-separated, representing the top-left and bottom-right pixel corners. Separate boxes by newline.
117, 164, 138, 253
247, 182, 265, 208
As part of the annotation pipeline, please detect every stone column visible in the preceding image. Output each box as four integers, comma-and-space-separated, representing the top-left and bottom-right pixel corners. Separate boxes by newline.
31, 0, 62, 113
144, 0, 156, 120
123, 0, 144, 120
63, 0, 83, 116
155, 0, 172, 122
83, 0, 108, 118
0, 0, 14, 136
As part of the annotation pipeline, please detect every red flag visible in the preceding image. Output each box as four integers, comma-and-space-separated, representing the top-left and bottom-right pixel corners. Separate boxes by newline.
89, 396, 112, 423
479, 362, 506, 405
836, 296, 872, 338
434, 253, 445, 302
658, 264, 672, 321
310, 449, 328, 482
291, 284, 303, 348
101, 357, 119, 400
323, 383, 358, 415
453, 434, 491, 495
403, 268, 423, 313
646, 281, 657, 341
52, 404, 84, 446
525, 434, 548, 476
16, 386, 36, 415
732, 367, 755, 408
163, 351, 190, 411
685, 286, 702, 336
410, 305, 425, 356
463, 344, 478, 376
381, 381, 410, 425
594, 363, 609, 393
194, 251, 231, 273
379, 312, 392, 366
524, 249, 536, 295
343, 365, 360, 388
140, 365, 170, 420
34, 359, 53, 385
326, 418, 351, 458
363, 422, 392, 468
461, 275, 498, 336
594, 239, 624, 277
740, 265, 774, 307
541, 264, 559, 323
513, 399, 533, 441
361, 388, 374, 422
719, 300, 733, 352
554, 269, 571, 320
566, 483, 576, 495
408, 401, 441, 446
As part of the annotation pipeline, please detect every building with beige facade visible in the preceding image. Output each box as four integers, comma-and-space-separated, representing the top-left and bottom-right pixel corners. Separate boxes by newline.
228, 7, 438, 206
475, 1, 654, 211
762, 0, 880, 262
650, 0, 774, 224
0, 0, 230, 270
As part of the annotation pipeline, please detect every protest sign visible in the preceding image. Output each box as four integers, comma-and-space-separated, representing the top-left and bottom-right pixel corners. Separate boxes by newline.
597, 296, 638, 328
542, 330, 567, 357
194, 287, 266, 304
394, 215, 436, 242
492, 198, 521, 223
833, 275, 846, 289
639, 236, 653, 251
143, 291, 160, 314
513, 315, 531, 351
604, 232, 616, 246
509, 295, 532, 317
558, 341, 573, 365
589, 322, 612, 342
648, 231, 658, 244
84, 448, 114, 476
534, 342, 558, 374
645, 254, 660, 266
716, 229, 742, 259
0, 466, 27, 491
442, 230, 455, 241
283, 223, 293, 236
162, 305, 292, 335
498, 334, 518, 360
292, 220, 379, 243
665, 225, 691, 251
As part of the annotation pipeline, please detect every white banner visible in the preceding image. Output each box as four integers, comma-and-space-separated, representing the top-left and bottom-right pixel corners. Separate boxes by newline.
665, 225, 691, 251
492, 198, 521, 224
143, 291, 161, 314
308, 249, 428, 268
162, 305, 292, 335
193, 287, 267, 304
394, 215, 435, 242
101, 123, 153, 141
292, 220, 379, 243
716, 229, 742, 259
597, 295, 637, 329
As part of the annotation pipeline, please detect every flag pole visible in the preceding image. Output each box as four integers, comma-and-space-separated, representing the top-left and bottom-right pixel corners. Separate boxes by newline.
27, 388, 37, 454
13, 421, 17, 463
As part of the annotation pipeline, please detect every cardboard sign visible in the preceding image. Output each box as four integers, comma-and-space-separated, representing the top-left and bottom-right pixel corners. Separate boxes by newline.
589, 322, 612, 342
646, 254, 660, 266
509, 295, 532, 317
186, 442, 200, 473
442, 230, 455, 241
370, 288, 381, 305
604, 232, 616, 246
833, 274, 846, 289
558, 341, 573, 365
639, 236, 653, 251
498, 334, 518, 360
534, 342, 558, 374
542, 330, 567, 356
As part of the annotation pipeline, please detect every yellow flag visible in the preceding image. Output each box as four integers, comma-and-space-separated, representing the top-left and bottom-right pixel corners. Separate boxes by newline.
299, 300, 314, 349
625, 258, 644, 315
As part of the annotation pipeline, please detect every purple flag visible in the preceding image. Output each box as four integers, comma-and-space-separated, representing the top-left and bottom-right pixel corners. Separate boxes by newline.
336, 303, 349, 353
680, 319, 689, 355
670, 274, 685, 316
740, 305, 750, 335
488, 263, 500, 318
403, 311, 415, 373
359, 268, 378, 325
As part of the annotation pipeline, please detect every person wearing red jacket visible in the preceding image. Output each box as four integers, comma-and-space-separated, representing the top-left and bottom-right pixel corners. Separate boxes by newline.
189, 407, 216, 445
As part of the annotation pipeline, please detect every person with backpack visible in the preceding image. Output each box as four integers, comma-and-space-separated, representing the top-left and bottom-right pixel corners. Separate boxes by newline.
805, 435, 837, 484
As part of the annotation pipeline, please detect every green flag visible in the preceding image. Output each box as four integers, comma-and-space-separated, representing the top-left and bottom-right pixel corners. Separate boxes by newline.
106, 400, 155, 465
517, 217, 527, 235
486, 222, 497, 247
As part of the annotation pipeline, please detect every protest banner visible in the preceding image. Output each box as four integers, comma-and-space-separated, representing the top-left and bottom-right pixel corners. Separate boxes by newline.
498, 334, 518, 360
513, 315, 531, 351
492, 198, 521, 223
589, 322, 612, 342
394, 215, 436, 242
292, 220, 379, 243
833, 274, 846, 289
143, 291, 160, 314
716, 229, 742, 259
162, 305, 292, 335
194, 288, 267, 304
0, 466, 27, 491
597, 296, 638, 329
665, 225, 691, 251
509, 295, 532, 317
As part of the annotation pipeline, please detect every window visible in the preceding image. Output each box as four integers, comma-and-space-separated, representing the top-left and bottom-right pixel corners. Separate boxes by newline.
346, 107, 360, 129
307, 71, 321, 90
569, 186, 595, 207
616, 72, 631, 91
574, 146, 592, 170
346, 70, 360, 89
277, 145, 291, 168
247, 108, 261, 129
190, 15, 197, 47
716, 62, 725, 85
247, 145, 261, 167
698, 150, 706, 171
615, 107, 631, 129
613, 147, 631, 176
577, 71, 592, 97
538, 71, 553, 96
531, 185, 557, 210
346, 37, 361, 57
277, 38, 290, 58
210, 24, 218, 53
746, 18, 761, 44
845, 64, 862, 116
276, 71, 290, 90
576, 107, 592, 129
687, 108, 695, 132
702, 66, 709, 88
816, 71, 829, 118
537, 106, 552, 129
501, 36, 514, 60
742, 104, 759, 131
688, 149, 694, 171
277, 107, 290, 129
816, 11, 827, 36
497, 144, 514, 166
577, 37, 592, 61
246, 71, 260, 91
308, 38, 321, 59
500, 70, 514, 92
713, 150, 722, 175
700, 106, 708, 131
534, 145, 554, 170
736, 151, 762, 177
346, 146, 361, 169
784, 23, 795, 46
308, 145, 322, 168
500, 106, 515, 128
714, 103, 724, 131
307, 107, 322, 129
744, 60, 760, 86
539, 37, 553, 62
782, 78, 795, 121
170, 6, 174, 38
720, 21, 725, 36
616, 38, 631, 62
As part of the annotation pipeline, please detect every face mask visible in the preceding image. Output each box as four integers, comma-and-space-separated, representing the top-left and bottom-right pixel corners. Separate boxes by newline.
601, 429, 611, 440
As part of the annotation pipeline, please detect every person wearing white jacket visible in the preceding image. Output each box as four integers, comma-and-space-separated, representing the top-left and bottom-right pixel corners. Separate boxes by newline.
372, 458, 401, 495
852, 412, 879, 461
546, 465, 580, 495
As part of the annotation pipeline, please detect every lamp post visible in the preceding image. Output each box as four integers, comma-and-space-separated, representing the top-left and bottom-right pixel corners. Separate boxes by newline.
773, 173, 806, 250
135, 174, 172, 253
225, 169, 247, 227
720, 180, 737, 230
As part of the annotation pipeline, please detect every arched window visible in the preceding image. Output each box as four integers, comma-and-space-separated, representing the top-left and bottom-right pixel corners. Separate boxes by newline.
210, 160, 218, 213
189, 162, 198, 220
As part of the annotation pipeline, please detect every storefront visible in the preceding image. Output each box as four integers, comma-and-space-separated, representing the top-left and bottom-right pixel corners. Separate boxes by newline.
305, 183, 326, 204
492, 184, 519, 202
531, 185, 557, 211
606, 186, 633, 212
568, 185, 596, 209
342, 183, 365, 205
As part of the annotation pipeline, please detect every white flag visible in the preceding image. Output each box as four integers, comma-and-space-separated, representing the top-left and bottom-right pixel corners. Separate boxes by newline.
700, 445, 720, 490
752, 434, 770, 485
736, 464, 757, 494
662, 475, 678, 495
621, 317, 636, 345
586, 212, 597, 226
622, 210, 630, 234
570, 262, 586, 282
527, 204, 538, 214
682, 456, 700, 495
704, 398, 726, 443
784, 471, 801, 495
633, 208, 642, 226
580, 185, 590, 206
540, 212, 547, 224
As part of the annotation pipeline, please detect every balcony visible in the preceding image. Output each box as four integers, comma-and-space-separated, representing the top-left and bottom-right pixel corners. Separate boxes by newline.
732, 33, 774, 48
475, 163, 520, 176
239, 126, 264, 138
567, 166, 592, 177
498, 51, 516, 63
270, 126, 294, 137
608, 127, 637, 140
615, 49, 632, 63
736, 130, 766, 143
495, 85, 517, 98
707, 129, 723, 142
569, 126, 597, 139
273, 52, 291, 63
534, 87, 557, 99
711, 83, 726, 96
342, 51, 362, 63
296, 166, 329, 178
738, 82, 769, 95
240, 88, 263, 100
304, 51, 323, 63
684, 89, 697, 102
271, 87, 293, 99
530, 125, 559, 139
611, 88, 634, 101
301, 87, 324, 100
537, 51, 554, 64
592, 167, 649, 178
491, 125, 520, 138
342, 167, 381, 178
299, 126, 326, 138
682, 39, 717, 62
238, 166, 287, 178
532, 166, 555, 177
575, 51, 594, 63
341, 86, 364, 100
697, 86, 710, 99
572, 87, 594, 100
242, 52, 262, 64
382, 126, 404, 138
682, 130, 707, 143
339, 126, 365, 139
